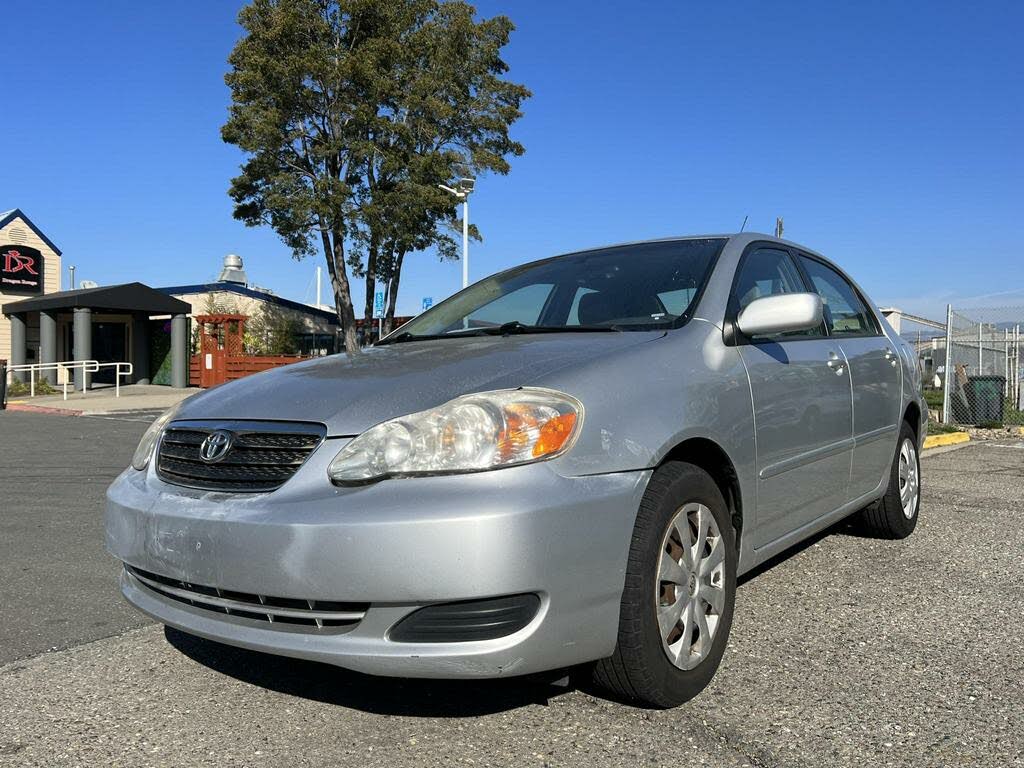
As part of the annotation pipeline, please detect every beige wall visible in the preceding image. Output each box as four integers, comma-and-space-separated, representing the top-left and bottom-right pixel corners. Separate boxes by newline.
171, 289, 337, 336
0, 214, 63, 362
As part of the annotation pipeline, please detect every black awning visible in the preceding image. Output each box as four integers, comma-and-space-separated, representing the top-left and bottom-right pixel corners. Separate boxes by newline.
2, 282, 190, 315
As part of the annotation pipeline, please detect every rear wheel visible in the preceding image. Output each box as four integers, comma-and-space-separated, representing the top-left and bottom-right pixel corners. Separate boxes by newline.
856, 421, 920, 539
593, 461, 736, 707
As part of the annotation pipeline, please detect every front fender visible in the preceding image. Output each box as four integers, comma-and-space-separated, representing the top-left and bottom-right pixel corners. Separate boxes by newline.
541, 319, 756, 502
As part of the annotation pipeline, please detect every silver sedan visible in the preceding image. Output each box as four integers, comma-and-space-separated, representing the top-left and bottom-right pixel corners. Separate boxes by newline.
106, 233, 925, 707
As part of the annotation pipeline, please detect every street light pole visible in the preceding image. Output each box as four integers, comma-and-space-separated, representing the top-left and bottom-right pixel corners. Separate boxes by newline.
439, 177, 475, 291
462, 196, 469, 289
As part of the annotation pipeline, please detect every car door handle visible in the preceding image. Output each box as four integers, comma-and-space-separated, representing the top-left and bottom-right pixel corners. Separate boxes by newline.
884, 347, 898, 367
826, 351, 846, 376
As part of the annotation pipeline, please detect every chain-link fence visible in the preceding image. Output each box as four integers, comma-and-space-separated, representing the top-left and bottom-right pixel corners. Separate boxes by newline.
889, 314, 947, 421
941, 306, 1023, 426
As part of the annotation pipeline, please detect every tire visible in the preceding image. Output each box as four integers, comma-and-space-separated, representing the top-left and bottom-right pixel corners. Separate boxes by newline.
593, 461, 737, 708
856, 421, 920, 539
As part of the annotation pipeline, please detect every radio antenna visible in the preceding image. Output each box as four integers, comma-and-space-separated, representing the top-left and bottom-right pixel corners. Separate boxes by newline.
739, 215, 748, 233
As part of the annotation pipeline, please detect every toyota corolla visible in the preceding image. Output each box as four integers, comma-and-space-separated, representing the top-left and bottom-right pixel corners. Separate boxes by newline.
106, 233, 925, 707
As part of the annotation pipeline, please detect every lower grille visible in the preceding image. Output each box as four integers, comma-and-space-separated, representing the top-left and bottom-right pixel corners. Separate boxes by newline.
126, 565, 367, 631
156, 420, 325, 492
388, 594, 541, 642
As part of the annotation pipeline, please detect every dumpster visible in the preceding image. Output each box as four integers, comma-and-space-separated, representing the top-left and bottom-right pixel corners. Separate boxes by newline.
966, 375, 1006, 424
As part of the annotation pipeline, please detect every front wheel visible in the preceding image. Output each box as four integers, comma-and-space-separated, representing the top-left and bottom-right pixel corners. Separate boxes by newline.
593, 461, 737, 707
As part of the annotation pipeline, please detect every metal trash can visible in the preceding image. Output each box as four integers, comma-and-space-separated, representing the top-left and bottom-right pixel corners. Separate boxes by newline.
966, 375, 1006, 424
0, 359, 7, 410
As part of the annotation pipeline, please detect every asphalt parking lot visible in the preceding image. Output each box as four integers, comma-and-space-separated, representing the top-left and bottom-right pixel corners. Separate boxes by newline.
0, 410, 1021, 767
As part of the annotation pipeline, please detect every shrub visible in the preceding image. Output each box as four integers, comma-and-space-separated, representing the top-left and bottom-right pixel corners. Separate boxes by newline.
923, 389, 944, 410
6, 377, 57, 397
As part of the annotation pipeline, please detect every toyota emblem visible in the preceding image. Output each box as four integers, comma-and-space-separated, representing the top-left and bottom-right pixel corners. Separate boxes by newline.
198, 430, 234, 463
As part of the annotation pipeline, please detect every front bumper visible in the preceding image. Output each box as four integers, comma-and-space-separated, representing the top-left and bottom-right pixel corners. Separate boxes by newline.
105, 446, 650, 678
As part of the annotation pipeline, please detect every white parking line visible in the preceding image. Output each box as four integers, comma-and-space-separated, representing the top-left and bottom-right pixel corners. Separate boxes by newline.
82, 413, 160, 423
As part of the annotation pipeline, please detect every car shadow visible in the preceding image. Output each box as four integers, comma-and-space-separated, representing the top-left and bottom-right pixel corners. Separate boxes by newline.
164, 515, 876, 714
737, 515, 874, 586
164, 626, 569, 717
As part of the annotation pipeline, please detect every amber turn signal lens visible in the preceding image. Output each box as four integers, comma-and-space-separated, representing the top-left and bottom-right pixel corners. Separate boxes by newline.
329, 388, 582, 483
532, 413, 577, 458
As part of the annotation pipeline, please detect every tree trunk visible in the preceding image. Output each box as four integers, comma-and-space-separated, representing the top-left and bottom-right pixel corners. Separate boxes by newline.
383, 248, 406, 336
320, 228, 360, 355
362, 233, 379, 344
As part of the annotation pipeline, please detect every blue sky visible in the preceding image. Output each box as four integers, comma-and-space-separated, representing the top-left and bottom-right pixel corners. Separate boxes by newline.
4, 0, 1021, 320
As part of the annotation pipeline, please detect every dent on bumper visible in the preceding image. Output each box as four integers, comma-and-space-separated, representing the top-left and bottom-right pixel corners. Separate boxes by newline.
106, 458, 651, 678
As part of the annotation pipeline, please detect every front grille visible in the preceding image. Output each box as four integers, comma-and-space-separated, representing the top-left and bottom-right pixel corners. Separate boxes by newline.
125, 565, 368, 631
156, 420, 325, 492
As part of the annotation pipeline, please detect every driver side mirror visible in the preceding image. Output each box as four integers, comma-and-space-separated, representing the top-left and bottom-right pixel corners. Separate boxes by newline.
736, 293, 823, 337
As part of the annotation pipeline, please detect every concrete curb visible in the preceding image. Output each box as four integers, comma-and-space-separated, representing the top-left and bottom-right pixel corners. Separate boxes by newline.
5, 403, 84, 416
923, 432, 970, 450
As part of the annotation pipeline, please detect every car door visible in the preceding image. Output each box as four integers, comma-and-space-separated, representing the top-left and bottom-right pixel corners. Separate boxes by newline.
797, 254, 902, 499
730, 245, 855, 548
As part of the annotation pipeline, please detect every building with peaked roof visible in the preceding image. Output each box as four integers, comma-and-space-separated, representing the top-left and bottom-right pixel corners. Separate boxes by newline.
1, 209, 63, 368
158, 254, 341, 356
2, 216, 412, 391
159, 254, 413, 352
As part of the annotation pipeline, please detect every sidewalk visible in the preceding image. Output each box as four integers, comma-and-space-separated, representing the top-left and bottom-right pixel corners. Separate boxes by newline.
3, 384, 198, 415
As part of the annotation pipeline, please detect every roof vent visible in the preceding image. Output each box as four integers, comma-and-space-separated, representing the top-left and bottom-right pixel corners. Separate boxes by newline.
8, 227, 28, 243
217, 253, 248, 284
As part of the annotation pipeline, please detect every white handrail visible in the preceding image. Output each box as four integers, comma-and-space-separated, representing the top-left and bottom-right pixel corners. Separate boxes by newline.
5, 360, 133, 400
94, 362, 134, 398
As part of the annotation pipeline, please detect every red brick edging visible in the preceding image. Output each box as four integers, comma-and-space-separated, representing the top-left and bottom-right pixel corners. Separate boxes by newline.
4, 403, 84, 416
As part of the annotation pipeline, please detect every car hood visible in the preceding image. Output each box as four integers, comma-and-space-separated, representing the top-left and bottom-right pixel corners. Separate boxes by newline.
175, 332, 664, 435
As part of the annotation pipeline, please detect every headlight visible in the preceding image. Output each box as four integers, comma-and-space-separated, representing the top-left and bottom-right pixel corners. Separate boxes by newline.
328, 388, 583, 484
131, 404, 180, 471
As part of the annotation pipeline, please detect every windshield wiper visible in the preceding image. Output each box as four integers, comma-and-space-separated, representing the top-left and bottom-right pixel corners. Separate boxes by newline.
378, 330, 456, 345
483, 321, 623, 335
379, 321, 622, 345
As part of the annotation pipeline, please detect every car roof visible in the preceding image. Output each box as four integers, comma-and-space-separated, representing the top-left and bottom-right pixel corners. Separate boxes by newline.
554, 233, 828, 261
551, 233, 863, 301
487, 233, 850, 294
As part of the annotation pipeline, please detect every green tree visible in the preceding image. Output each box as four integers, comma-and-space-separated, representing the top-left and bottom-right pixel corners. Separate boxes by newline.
244, 303, 303, 355
223, 0, 529, 353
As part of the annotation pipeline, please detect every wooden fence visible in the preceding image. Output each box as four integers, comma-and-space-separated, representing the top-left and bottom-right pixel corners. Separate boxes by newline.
189, 355, 307, 388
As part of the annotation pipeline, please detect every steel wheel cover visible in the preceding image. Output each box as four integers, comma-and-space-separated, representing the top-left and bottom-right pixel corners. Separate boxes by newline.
898, 438, 919, 519
655, 502, 726, 670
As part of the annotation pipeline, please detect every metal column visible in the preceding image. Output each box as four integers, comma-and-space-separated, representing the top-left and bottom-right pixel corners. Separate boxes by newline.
170, 314, 188, 389
39, 310, 57, 385
131, 314, 151, 385
942, 304, 953, 424
73, 307, 92, 391
9, 313, 27, 383
978, 322, 983, 375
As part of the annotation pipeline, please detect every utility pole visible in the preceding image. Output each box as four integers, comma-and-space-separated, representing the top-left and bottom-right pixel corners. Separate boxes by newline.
774, 217, 784, 239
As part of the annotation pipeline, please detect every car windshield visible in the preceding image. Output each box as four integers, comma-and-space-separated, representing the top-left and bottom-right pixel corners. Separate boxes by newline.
382, 238, 726, 342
